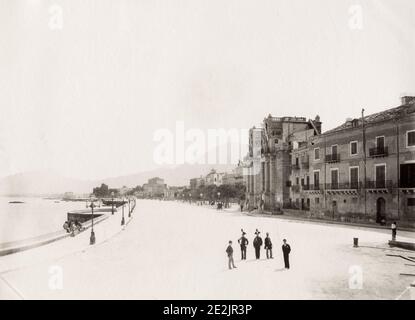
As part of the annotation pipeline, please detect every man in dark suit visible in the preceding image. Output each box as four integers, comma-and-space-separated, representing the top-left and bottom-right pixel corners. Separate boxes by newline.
238, 231, 249, 260
282, 239, 291, 269
253, 230, 263, 260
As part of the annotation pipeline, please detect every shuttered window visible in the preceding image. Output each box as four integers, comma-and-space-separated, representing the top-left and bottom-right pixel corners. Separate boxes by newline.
407, 131, 415, 147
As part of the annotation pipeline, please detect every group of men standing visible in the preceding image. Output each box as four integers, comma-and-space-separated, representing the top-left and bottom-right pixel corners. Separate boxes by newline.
226, 229, 291, 270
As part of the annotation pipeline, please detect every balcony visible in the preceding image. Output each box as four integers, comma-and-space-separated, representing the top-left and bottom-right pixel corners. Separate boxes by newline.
369, 146, 388, 157
292, 163, 300, 170
301, 160, 310, 169
366, 180, 393, 189
325, 153, 340, 163
291, 185, 300, 193
325, 182, 361, 190
303, 184, 322, 191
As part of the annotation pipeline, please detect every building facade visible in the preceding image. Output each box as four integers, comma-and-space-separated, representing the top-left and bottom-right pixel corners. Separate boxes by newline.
289, 96, 415, 225
244, 116, 321, 211
143, 177, 167, 197
204, 169, 224, 186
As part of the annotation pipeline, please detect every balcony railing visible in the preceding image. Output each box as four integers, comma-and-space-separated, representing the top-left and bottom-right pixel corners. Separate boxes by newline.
325, 182, 361, 190
400, 182, 415, 188
301, 161, 309, 169
325, 154, 340, 163
291, 185, 300, 193
303, 184, 322, 191
292, 163, 300, 170
366, 180, 393, 189
369, 146, 388, 157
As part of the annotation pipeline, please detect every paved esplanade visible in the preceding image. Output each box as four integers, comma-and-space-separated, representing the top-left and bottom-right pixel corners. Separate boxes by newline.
0, 200, 414, 299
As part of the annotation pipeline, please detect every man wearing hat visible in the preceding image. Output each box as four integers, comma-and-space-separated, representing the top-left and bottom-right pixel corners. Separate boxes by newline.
282, 239, 291, 269
238, 230, 249, 260
253, 229, 263, 260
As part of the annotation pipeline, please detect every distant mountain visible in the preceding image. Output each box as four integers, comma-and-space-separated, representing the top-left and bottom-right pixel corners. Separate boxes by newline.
0, 163, 237, 196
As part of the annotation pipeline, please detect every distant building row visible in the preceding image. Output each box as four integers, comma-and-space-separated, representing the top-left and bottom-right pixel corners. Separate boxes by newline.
189, 167, 244, 190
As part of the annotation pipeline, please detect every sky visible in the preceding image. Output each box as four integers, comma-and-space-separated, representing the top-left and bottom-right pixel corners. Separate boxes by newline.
0, 0, 414, 180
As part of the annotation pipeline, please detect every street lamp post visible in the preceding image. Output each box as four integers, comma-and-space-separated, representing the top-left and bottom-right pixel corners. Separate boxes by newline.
89, 197, 96, 245
200, 193, 203, 205
121, 198, 125, 226
128, 198, 131, 218
111, 191, 115, 215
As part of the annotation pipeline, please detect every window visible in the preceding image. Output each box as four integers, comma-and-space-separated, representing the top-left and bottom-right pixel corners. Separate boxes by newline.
349, 167, 359, 189
350, 141, 358, 155
331, 169, 339, 188
315, 197, 320, 204
296, 177, 299, 185
375, 164, 386, 188
408, 198, 415, 207
400, 163, 415, 188
331, 145, 338, 155
314, 148, 320, 160
407, 130, 415, 147
301, 178, 304, 186
313, 170, 320, 187
376, 136, 385, 150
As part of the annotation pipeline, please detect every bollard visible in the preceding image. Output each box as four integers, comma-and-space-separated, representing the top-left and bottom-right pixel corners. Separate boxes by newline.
353, 237, 359, 248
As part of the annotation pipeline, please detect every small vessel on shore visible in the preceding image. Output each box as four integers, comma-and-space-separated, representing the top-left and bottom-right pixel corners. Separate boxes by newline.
102, 199, 127, 207
9, 201, 25, 204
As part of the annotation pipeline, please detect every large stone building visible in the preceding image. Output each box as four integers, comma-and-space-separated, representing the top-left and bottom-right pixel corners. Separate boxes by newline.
244, 115, 321, 211
289, 96, 415, 225
204, 169, 224, 186
142, 177, 167, 198
245, 96, 415, 226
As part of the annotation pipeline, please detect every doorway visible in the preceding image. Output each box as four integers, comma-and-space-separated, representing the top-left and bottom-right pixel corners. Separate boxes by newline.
376, 197, 386, 223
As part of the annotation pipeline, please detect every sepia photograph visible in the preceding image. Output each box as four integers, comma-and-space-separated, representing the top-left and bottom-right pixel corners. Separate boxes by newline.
0, 0, 414, 306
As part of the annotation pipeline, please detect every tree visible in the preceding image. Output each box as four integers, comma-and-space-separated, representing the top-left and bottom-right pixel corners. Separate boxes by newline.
93, 183, 109, 197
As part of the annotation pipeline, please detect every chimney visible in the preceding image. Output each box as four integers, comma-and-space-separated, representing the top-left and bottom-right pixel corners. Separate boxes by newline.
401, 96, 415, 105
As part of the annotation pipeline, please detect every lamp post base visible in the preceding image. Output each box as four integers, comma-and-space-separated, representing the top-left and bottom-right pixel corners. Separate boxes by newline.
90, 230, 96, 245
121, 217, 125, 226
